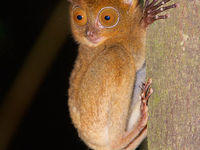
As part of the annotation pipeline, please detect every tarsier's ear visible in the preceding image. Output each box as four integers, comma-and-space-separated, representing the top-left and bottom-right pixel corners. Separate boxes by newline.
120, 0, 138, 12
67, 0, 72, 3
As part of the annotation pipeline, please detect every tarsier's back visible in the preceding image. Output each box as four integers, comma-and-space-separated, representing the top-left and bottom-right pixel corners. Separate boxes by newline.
68, 0, 177, 149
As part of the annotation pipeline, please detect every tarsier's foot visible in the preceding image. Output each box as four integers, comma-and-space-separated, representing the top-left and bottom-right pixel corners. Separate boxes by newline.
141, 0, 178, 27
139, 78, 153, 128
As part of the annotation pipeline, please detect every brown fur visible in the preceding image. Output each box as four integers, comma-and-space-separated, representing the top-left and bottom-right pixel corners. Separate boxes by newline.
68, 0, 147, 149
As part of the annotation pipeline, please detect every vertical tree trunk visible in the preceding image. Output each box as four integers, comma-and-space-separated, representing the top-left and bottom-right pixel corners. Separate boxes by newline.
146, 0, 200, 149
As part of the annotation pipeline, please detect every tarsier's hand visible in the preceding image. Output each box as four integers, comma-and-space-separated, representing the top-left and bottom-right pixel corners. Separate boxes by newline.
141, 0, 178, 27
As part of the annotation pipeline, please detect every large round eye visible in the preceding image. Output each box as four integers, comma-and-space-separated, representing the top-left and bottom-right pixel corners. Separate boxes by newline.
98, 7, 119, 28
73, 7, 87, 26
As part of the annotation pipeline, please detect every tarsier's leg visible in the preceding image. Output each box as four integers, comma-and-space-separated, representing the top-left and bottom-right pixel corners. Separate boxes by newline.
124, 127, 147, 150
123, 79, 153, 150
113, 79, 153, 150
141, 0, 178, 27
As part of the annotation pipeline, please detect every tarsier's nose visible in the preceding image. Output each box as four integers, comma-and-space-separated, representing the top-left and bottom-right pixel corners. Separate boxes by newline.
86, 30, 95, 38
86, 25, 98, 37
85, 26, 100, 43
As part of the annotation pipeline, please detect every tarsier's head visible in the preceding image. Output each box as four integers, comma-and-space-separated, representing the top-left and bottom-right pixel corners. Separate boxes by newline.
68, 0, 142, 47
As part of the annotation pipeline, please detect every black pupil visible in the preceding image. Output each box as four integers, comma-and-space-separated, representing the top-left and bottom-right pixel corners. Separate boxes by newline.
104, 16, 110, 21
77, 15, 83, 20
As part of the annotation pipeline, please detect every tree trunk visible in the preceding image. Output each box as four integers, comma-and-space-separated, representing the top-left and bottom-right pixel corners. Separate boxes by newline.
146, 0, 200, 149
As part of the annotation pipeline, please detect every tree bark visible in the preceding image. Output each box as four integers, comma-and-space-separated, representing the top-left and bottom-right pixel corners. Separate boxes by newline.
146, 0, 200, 149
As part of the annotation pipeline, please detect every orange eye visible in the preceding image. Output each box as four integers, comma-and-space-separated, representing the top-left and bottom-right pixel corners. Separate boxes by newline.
98, 7, 119, 28
73, 8, 87, 26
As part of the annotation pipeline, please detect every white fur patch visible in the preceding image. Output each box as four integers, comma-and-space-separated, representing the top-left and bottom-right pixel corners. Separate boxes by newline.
123, 0, 133, 5
127, 100, 141, 131
104, 126, 109, 144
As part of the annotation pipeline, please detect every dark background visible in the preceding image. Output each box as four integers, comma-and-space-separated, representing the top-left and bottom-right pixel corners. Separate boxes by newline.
0, 0, 145, 149
0, 0, 87, 149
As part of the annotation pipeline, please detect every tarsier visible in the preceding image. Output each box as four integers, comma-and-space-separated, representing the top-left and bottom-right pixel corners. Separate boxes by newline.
68, 0, 177, 149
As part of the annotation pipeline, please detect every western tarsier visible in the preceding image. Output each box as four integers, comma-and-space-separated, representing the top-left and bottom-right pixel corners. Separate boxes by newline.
68, 0, 177, 149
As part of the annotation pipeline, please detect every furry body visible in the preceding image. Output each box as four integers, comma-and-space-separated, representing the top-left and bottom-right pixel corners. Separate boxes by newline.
68, 0, 146, 149
68, 0, 177, 149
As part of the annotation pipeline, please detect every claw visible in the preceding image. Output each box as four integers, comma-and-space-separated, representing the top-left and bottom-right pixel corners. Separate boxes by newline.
141, 0, 177, 27
140, 78, 153, 107
136, 78, 153, 131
